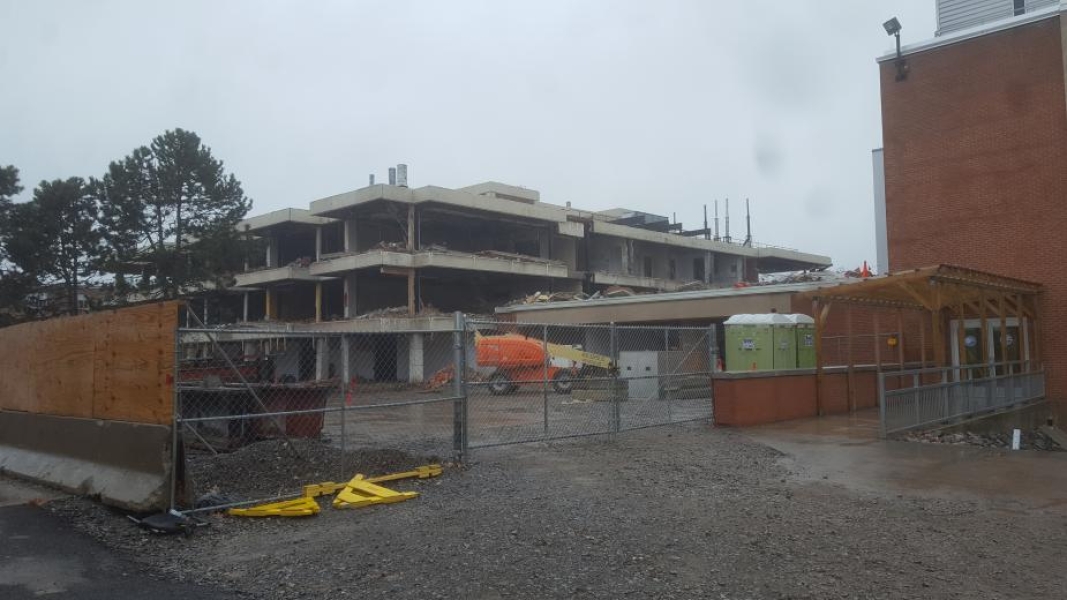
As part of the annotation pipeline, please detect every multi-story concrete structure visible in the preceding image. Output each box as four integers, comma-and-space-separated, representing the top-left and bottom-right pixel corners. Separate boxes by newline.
233, 176, 831, 324
877, 0, 1067, 417
214, 174, 829, 386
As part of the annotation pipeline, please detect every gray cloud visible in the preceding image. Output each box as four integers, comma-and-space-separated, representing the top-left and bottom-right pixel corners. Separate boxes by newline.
0, 0, 935, 269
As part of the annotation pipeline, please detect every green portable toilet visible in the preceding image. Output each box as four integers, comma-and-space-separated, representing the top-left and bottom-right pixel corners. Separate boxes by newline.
770, 313, 797, 369
789, 314, 817, 368
724, 314, 774, 371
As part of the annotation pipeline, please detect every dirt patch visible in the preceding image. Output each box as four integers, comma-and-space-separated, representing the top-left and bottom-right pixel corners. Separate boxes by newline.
186, 438, 438, 504
903, 428, 1064, 451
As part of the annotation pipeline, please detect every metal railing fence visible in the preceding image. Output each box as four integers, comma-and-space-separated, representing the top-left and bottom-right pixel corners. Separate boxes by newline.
878, 361, 1045, 437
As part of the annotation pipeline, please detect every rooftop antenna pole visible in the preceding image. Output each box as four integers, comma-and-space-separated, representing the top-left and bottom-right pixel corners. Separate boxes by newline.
703, 204, 709, 240
714, 200, 720, 241
724, 198, 731, 243
744, 198, 752, 247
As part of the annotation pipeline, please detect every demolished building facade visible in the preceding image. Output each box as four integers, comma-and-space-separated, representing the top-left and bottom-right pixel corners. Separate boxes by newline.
200, 174, 830, 385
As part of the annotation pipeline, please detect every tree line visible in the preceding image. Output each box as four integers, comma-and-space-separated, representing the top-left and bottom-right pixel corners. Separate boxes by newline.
0, 128, 253, 323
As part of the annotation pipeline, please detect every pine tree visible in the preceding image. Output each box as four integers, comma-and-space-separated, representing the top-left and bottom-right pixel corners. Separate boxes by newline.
5, 178, 103, 315
0, 166, 34, 323
95, 129, 251, 299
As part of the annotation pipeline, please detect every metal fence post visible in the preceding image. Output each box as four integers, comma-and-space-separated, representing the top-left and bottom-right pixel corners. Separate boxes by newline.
707, 324, 718, 422
542, 323, 549, 434
877, 370, 887, 438
610, 322, 620, 433
169, 325, 182, 512
452, 312, 469, 462
340, 335, 347, 480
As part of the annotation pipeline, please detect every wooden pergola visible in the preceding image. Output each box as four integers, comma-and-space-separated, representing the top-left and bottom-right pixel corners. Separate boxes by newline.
796, 265, 1043, 407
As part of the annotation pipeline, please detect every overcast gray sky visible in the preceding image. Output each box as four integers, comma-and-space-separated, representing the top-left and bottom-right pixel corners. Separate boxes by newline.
0, 0, 936, 270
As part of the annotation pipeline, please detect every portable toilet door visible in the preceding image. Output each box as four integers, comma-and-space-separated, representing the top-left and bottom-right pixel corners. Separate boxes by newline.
770, 313, 797, 369
789, 314, 817, 368
724, 314, 774, 371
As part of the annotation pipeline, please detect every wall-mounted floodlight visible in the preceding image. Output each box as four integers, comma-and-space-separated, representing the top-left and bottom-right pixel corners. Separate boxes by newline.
884, 17, 908, 81
883, 17, 901, 36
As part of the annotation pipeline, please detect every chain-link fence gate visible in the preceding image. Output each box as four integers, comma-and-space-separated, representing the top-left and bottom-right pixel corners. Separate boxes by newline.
464, 320, 715, 448
171, 312, 714, 513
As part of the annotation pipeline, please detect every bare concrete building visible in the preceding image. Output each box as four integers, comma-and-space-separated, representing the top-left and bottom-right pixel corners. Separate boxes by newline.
232, 176, 831, 323
214, 174, 830, 386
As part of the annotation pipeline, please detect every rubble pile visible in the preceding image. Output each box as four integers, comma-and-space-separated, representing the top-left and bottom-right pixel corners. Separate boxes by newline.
903, 428, 1064, 451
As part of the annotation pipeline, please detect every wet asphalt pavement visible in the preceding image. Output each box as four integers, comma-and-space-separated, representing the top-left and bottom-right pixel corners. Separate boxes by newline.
0, 502, 232, 599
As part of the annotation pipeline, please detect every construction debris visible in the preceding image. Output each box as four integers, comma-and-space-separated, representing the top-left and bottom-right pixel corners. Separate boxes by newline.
903, 428, 1064, 451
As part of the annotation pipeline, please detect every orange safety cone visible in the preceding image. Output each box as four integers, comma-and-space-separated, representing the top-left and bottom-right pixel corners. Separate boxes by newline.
345, 377, 357, 406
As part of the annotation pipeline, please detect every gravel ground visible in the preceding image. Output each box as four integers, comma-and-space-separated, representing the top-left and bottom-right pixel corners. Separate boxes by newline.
47, 424, 1067, 599
186, 439, 436, 505
902, 428, 1064, 451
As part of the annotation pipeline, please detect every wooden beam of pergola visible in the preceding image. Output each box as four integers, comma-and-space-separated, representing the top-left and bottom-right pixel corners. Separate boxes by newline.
796, 264, 1042, 373
796, 265, 1041, 314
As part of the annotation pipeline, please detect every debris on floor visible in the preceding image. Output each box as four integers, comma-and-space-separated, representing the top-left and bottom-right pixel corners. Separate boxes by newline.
903, 428, 1064, 450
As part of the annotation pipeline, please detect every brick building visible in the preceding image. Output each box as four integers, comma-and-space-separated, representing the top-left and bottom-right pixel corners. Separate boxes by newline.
877, 0, 1067, 416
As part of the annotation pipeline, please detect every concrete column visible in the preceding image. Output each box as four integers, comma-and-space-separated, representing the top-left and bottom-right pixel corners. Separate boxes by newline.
315, 282, 323, 323
343, 272, 357, 319
344, 219, 358, 253
620, 242, 630, 275
408, 333, 425, 384
242, 291, 249, 322
538, 229, 551, 259
266, 236, 279, 268
265, 289, 277, 321
315, 226, 323, 261
315, 337, 329, 381
704, 252, 713, 284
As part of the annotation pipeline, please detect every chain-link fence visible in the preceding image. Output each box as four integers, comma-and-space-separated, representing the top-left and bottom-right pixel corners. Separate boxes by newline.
171, 313, 714, 513
464, 320, 715, 448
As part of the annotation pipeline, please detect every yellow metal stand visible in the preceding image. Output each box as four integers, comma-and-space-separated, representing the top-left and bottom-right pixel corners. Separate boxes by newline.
228, 496, 321, 518
228, 465, 441, 518
302, 464, 442, 498
332, 475, 419, 509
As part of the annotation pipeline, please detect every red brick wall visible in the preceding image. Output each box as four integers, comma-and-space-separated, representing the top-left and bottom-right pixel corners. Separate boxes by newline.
790, 298, 933, 368
712, 370, 880, 427
879, 17, 1067, 416
713, 373, 817, 426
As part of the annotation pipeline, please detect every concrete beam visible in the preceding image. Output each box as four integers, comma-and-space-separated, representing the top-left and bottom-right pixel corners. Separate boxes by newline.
238, 208, 335, 232
181, 315, 460, 341
457, 181, 540, 203
312, 251, 416, 276
311, 250, 574, 279
558, 221, 585, 238
308, 184, 570, 225
591, 271, 688, 291
234, 266, 330, 288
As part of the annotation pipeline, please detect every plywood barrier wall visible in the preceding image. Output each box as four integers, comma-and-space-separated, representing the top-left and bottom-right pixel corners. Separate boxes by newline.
0, 301, 180, 425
